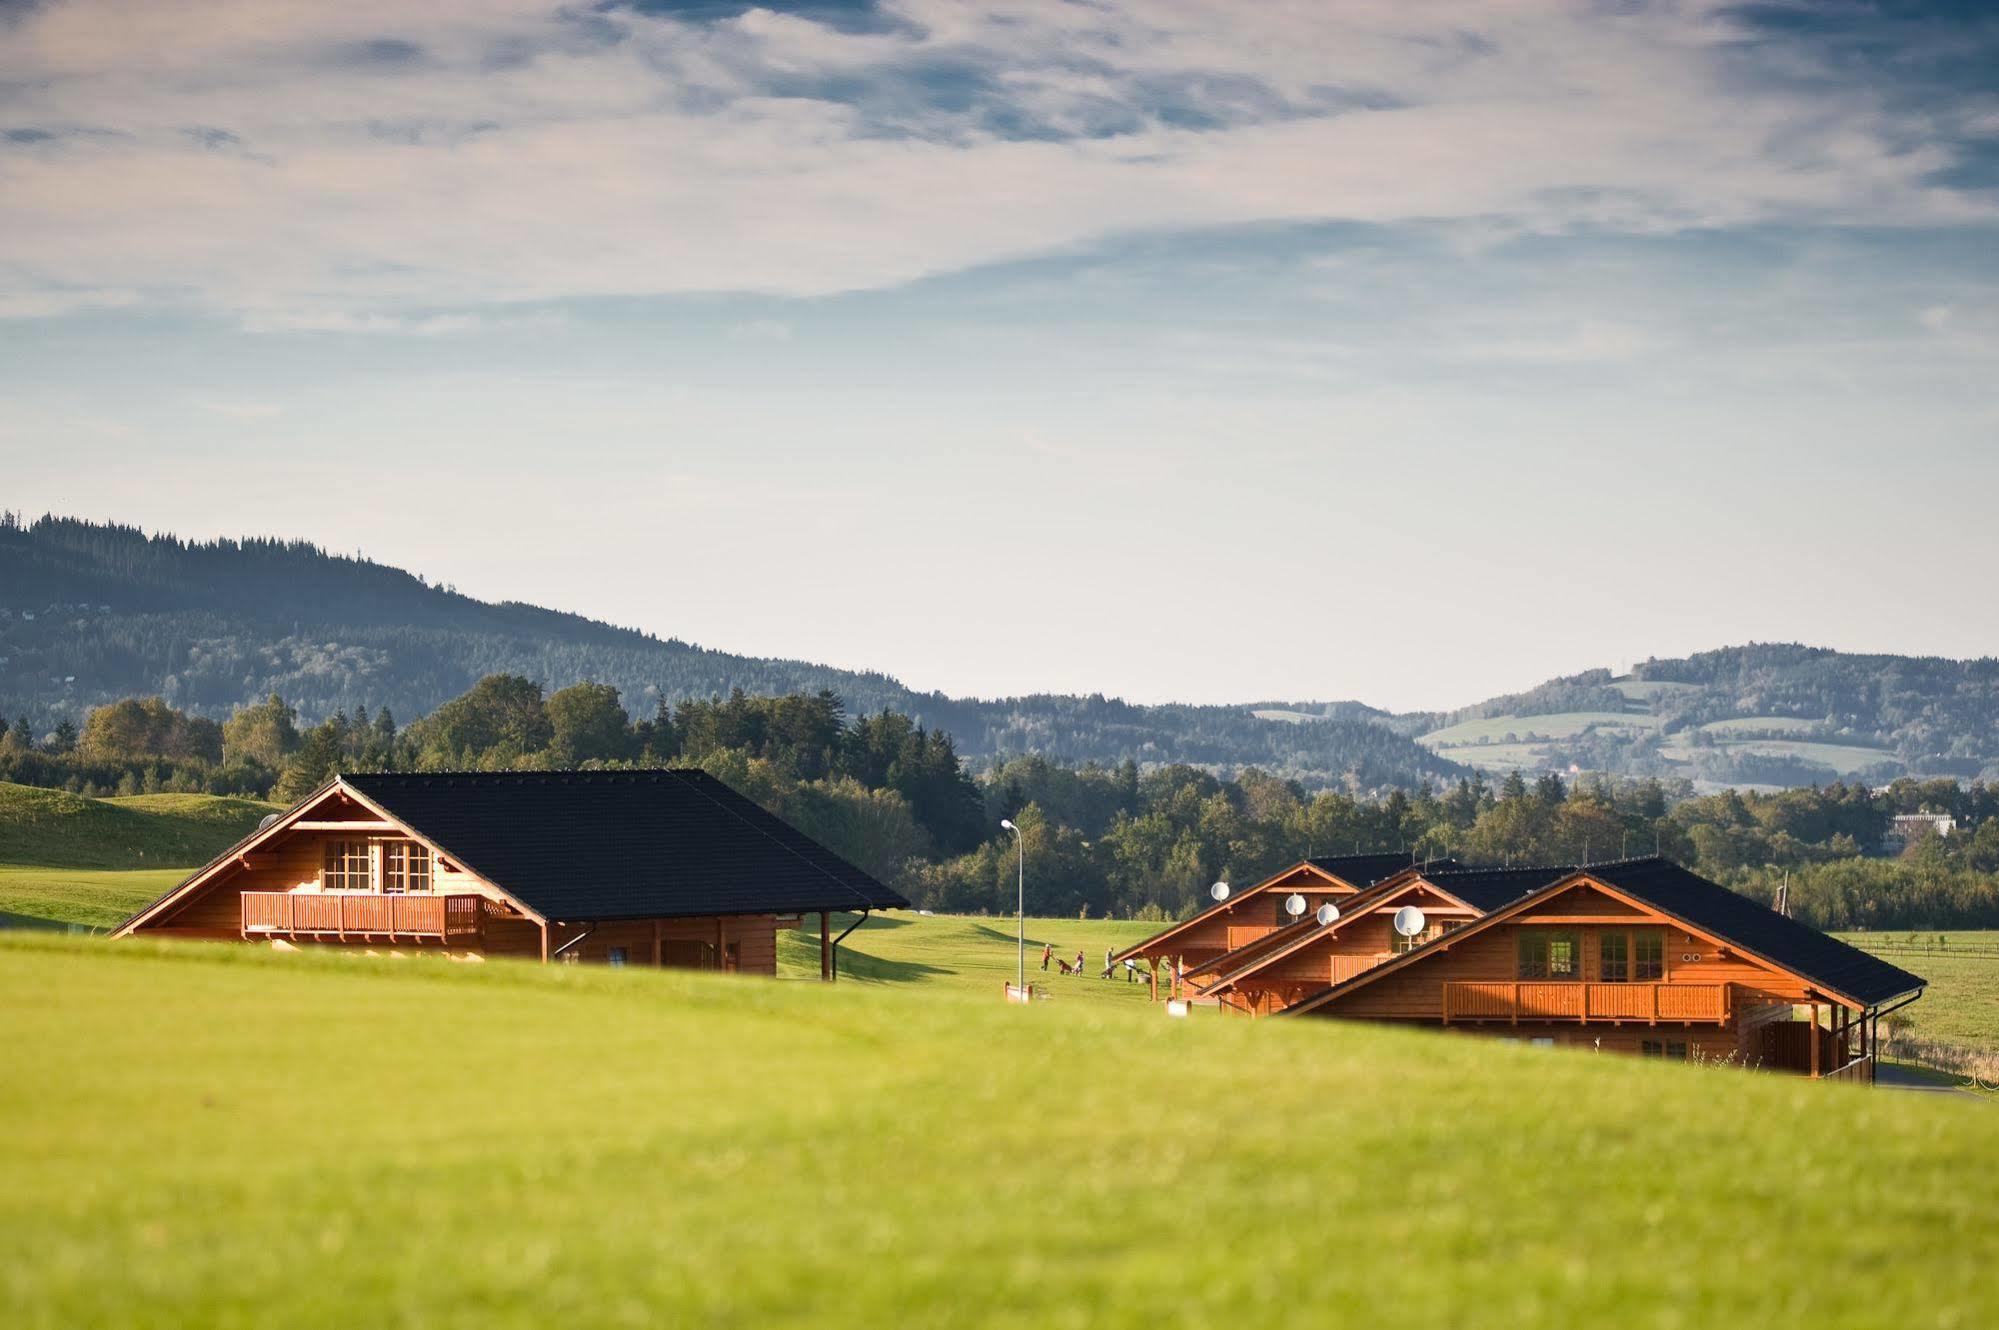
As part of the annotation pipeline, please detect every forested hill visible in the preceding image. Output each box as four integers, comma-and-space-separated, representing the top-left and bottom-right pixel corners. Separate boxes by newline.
1409, 645, 1999, 787
0, 515, 1459, 790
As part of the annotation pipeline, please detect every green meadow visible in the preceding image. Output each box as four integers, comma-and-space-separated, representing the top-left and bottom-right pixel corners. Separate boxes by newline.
0, 783, 275, 870
3, 932, 1995, 1329
1421, 741, 1553, 771
1697, 716, 1822, 736
1419, 711, 1656, 746
1839, 932, 1999, 1054
1708, 739, 1898, 777
0, 864, 183, 928
777, 911, 1163, 1005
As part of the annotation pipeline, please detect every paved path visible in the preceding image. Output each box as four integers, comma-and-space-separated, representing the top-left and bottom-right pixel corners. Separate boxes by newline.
1875, 1061, 1990, 1099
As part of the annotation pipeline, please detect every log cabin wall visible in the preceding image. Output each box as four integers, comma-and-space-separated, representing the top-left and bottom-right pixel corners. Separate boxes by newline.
1327, 885, 1816, 1022
1147, 869, 1368, 963
1450, 1022, 1745, 1061
143, 828, 507, 939
137, 822, 783, 975
547, 915, 778, 975
1230, 885, 1480, 1001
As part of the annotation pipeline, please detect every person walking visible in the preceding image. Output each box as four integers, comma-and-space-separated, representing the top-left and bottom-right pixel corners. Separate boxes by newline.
1102, 946, 1115, 979
1040, 941, 1054, 972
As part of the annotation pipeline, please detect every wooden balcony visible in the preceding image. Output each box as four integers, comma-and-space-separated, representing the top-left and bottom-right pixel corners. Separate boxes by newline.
1443, 981, 1732, 1026
241, 891, 485, 942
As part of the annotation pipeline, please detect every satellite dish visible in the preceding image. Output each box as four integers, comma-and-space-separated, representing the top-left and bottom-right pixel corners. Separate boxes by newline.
1316, 902, 1340, 927
1284, 893, 1307, 918
257, 813, 280, 831
1210, 881, 1230, 903
1393, 905, 1428, 938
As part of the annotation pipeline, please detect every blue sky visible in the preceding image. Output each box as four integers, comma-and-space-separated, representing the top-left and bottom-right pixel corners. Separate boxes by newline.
2, 0, 1997, 711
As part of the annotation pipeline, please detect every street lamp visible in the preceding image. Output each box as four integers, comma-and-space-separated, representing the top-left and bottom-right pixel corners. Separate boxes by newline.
1000, 818, 1024, 993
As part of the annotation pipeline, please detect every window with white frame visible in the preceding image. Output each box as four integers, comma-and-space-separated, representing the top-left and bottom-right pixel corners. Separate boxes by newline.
322, 840, 372, 891
382, 841, 432, 893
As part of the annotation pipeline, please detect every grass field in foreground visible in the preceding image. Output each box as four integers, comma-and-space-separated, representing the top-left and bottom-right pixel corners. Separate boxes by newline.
2, 934, 1994, 1329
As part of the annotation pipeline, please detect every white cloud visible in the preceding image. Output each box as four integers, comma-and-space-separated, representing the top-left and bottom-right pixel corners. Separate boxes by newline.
0, 0, 1989, 323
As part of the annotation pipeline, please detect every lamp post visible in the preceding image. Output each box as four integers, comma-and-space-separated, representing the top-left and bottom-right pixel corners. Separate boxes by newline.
1001, 818, 1023, 993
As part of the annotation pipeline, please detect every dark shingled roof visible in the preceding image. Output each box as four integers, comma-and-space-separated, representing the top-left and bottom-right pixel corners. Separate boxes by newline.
1417, 864, 1571, 912
1581, 857, 1924, 1008
342, 769, 909, 922
1285, 856, 1924, 1018
1303, 853, 1425, 887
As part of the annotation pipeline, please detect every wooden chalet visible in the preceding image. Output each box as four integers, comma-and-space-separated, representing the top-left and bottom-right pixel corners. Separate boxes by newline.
114, 770, 909, 977
1284, 857, 1924, 1082
1184, 864, 1564, 1017
1110, 853, 1426, 985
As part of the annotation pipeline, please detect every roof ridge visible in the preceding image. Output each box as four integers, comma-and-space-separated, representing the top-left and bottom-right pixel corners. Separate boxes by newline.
344, 768, 697, 781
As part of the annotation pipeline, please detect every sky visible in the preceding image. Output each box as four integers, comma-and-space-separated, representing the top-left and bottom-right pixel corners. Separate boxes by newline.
2, 0, 1997, 714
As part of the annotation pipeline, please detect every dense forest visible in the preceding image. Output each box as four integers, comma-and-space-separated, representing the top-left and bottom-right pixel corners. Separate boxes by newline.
0, 514, 1459, 790
2, 675, 1993, 931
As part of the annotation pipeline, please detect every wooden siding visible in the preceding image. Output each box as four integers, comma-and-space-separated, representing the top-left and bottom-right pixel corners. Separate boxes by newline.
1318, 901, 1818, 1023
548, 915, 778, 975
132, 811, 782, 974
1125, 865, 1368, 965
1448, 1022, 1745, 1061
1212, 883, 1482, 1012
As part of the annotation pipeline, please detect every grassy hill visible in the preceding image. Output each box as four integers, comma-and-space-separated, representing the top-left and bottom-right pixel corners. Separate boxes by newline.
2, 934, 1993, 1327
0, 783, 276, 870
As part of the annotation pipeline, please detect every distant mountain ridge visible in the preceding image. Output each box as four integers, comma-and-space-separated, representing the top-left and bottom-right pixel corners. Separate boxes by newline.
6, 515, 1994, 790
1411, 645, 1999, 787
0, 515, 1459, 790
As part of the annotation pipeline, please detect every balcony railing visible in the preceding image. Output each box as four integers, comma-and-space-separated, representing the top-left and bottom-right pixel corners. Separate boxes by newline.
242, 891, 485, 941
1443, 981, 1732, 1025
